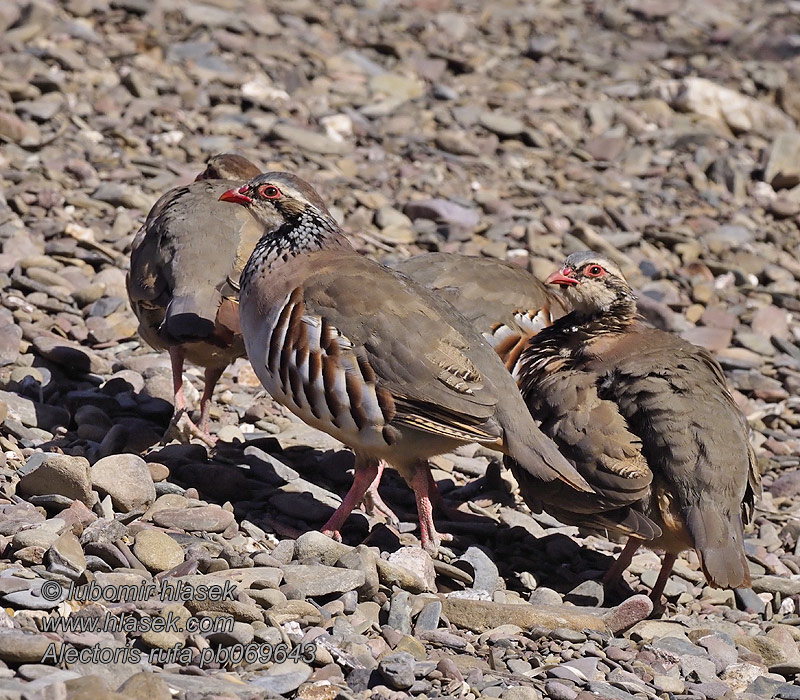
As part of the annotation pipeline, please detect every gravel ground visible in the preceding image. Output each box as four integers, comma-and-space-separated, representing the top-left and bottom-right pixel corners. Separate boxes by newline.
2, 1, 800, 699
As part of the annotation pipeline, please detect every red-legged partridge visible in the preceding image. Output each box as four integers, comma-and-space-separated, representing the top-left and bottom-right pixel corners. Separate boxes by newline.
127, 154, 262, 445
515, 251, 761, 600
396, 252, 659, 541
219, 173, 593, 554
393, 253, 569, 380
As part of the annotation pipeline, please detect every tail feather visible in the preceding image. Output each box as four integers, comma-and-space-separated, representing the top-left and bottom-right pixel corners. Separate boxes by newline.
501, 421, 594, 494
686, 505, 750, 589
511, 462, 661, 540
163, 291, 220, 342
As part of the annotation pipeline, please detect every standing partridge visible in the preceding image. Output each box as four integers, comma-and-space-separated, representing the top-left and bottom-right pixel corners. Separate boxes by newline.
127, 154, 262, 445
514, 251, 761, 600
393, 253, 568, 380
219, 173, 593, 554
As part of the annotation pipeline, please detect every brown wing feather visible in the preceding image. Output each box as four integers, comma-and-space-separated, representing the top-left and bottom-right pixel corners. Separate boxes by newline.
298, 259, 505, 443
514, 350, 659, 539
594, 324, 758, 587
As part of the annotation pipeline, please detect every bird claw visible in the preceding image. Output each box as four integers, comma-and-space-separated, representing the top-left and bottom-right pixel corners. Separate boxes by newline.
164, 410, 217, 448
421, 530, 453, 558
322, 528, 342, 542
361, 488, 401, 528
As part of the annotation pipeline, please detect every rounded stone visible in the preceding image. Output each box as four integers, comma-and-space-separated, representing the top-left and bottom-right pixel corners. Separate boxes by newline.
133, 530, 184, 572
117, 672, 172, 700
91, 454, 156, 513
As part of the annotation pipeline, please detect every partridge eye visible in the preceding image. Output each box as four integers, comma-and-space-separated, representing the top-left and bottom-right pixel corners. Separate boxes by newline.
585, 265, 605, 277
259, 185, 282, 199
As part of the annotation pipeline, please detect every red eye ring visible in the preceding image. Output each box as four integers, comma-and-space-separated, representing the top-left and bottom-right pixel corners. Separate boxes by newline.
585, 265, 605, 277
259, 184, 282, 199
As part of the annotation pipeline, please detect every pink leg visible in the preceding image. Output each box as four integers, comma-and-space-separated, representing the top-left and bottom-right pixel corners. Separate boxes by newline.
198, 366, 225, 436
603, 538, 640, 586
649, 552, 678, 603
166, 347, 216, 448
322, 457, 379, 541
170, 346, 186, 411
361, 460, 400, 528
410, 463, 452, 557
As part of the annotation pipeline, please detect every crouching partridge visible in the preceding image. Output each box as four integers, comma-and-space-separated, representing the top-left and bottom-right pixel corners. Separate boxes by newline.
514, 251, 761, 600
397, 253, 659, 542
393, 253, 568, 380
219, 173, 593, 554
127, 154, 262, 445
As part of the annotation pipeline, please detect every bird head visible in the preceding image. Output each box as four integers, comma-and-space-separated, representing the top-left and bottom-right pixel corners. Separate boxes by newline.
545, 251, 635, 316
195, 153, 261, 181
219, 172, 335, 232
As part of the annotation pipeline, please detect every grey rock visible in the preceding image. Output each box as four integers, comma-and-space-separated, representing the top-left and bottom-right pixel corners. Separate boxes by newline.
386, 546, 436, 593
32, 335, 111, 375
679, 653, 719, 683
92, 183, 152, 210
45, 532, 86, 579
457, 546, 499, 594
479, 111, 526, 137
1, 578, 66, 609
12, 519, 66, 550
764, 131, 800, 189
502, 686, 543, 700
151, 506, 234, 532
0, 391, 69, 432
544, 680, 578, 700
294, 530, 350, 566
0, 324, 22, 366
117, 672, 172, 700
281, 563, 364, 598
403, 198, 479, 230
132, 530, 184, 573
528, 36, 559, 58
564, 579, 604, 607
639, 569, 684, 598
550, 628, 587, 643
378, 651, 416, 690
414, 599, 442, 633
80, 518, 128, 546
336, 544, 379, 601
387, 589, 412, 635
0, 630, 60, 664
735, 586, 767, 615
652, 636, 707, 657
270, 122, 348, 155
18, 453, 93, 505
751, 576, 800, 596
207, 621, 255, 647
91, 454, 156, 513
528, 587, 563, 606
250, 661, 312, 694
585, 681, 640, 700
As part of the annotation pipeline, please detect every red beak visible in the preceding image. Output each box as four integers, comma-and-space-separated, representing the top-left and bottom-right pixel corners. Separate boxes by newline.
545, 267, 579, 287
219, 186, 252, 204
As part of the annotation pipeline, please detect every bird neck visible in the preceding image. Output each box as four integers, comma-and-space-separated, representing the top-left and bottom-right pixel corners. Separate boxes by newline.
555, 295, 639, 339
566, 289, 638, 327
241, 210, 351, 287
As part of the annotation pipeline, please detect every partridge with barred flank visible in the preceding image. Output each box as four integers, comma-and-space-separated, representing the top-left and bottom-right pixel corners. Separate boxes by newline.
515, 251, 761, 600
127, 154, 262, 445
220, 173, 593, 554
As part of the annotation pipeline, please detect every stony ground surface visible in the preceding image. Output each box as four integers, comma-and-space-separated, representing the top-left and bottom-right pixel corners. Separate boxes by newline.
1, 0, 800, 699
